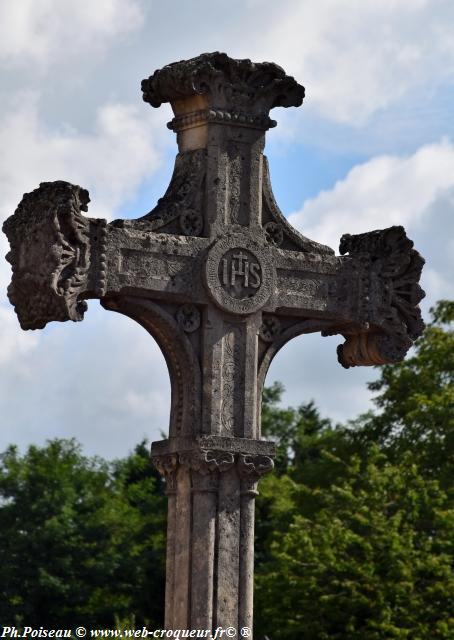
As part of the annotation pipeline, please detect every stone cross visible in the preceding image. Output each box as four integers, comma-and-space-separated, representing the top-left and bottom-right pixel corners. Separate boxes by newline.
3, 53, 425, 636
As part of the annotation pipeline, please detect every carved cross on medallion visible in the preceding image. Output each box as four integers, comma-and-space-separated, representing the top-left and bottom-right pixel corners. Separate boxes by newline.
3, 52, 425, 637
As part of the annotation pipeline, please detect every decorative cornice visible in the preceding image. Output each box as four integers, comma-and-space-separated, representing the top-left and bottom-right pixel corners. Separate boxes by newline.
142, 52, 304, 120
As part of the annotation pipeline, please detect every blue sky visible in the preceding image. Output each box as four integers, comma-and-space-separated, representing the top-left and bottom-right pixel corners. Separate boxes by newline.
0, 0, 453, 458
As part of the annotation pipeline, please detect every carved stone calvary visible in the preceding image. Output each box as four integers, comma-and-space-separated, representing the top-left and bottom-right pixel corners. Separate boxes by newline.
3, 53, 425, 636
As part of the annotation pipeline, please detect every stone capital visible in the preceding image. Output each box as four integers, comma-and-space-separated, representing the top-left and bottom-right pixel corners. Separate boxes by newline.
141, 52, 304, 150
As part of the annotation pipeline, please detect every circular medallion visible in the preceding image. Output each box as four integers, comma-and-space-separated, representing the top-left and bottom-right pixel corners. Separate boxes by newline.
204, 233, 274, 315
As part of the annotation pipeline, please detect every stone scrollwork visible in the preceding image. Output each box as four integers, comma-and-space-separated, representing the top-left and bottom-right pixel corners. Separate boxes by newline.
178, 449, 235, 492
153, 448, 274, 486
180, 449, 235, 475
238, 454, 275, 479
337, 225, 425, 367
179, 209, 203, 236
113, 149, 206, 236
153, 453, 178, 477
2, 180, 93, 330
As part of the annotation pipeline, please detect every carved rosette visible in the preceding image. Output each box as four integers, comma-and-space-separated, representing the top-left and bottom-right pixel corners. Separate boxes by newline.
141, 52, 305, 132
337, 226, 425, 367
2, 181, 93, 330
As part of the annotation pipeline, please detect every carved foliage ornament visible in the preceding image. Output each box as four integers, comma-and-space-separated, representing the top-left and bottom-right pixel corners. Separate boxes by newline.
2, 181, 92, 330
141, 51, 305, 120
338, 225, 425, 367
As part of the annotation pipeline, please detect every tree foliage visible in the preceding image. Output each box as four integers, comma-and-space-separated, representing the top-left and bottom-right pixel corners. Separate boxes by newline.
0, 439, 166, 626
352, 300, 454, 486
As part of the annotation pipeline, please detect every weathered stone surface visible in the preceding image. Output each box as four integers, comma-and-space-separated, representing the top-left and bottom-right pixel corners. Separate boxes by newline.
141, 51, 304, 122
3, 181, 97, 329
2, 52, 426, 636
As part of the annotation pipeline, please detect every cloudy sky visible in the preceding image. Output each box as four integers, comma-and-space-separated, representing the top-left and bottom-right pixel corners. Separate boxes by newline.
0, 0, 453, 459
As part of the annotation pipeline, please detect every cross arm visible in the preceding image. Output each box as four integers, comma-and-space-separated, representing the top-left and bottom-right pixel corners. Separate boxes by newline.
2, 180, 209, 331
266, 225, 425, 368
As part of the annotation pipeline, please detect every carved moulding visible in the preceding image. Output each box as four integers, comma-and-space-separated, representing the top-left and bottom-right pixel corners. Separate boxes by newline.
257, 317, 339, 416
238, 453, 275, 479
336, 225, 425, 368
152, 448, 274, 491
2, 180, 104, 330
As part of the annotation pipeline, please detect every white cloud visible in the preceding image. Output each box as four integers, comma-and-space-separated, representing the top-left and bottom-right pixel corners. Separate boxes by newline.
0, 0, 143, 68
289, 140, 454, 246
0, 93, 167, 410
266, 332, 375, 426
0, 305, 39, 368
0, 304, 170, 459
245, 0, 454, 124
0, 97, 165, 225
289, 139, 454, 307
268, 140, 454, 420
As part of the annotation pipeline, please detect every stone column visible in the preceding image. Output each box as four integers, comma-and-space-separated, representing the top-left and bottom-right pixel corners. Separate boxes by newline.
152, 437, 275, 635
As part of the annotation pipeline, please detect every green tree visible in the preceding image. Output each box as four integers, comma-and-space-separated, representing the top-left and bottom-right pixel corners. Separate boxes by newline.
0, 439, 166, 626
0, 439, 125, 624
255, 449, 454, 639
256, 384, 351, 566
112, 441, 167, 625
353, 300, 454, 486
